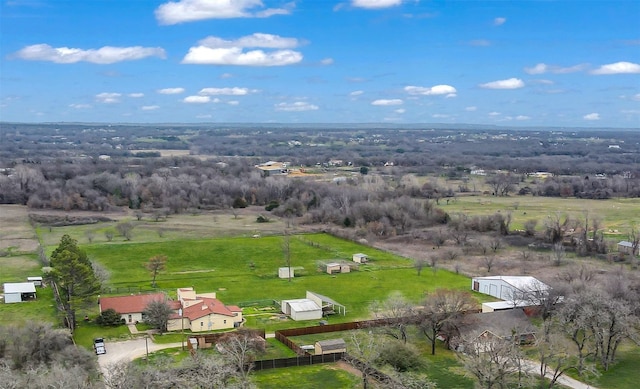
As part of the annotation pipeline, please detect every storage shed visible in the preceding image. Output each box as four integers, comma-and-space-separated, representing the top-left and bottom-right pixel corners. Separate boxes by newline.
352, 253, 368, 263
471, 276, 550, 301
326, 263, 341, 274
278, 267, 294, 279
27, 276, 43, 287
315, 338, 346, 355
618, 241, 638, 255
3, 282, 37, 303
280, 298, 322, 321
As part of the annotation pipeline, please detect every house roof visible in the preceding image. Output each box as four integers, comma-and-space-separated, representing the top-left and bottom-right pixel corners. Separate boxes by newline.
99, 293, 167, 314
473, 276, 550, 292
618, 241, 633, 247
283, 298, 321, 312
3, 282, 36, 294
181, 297, 241, 320
316, 338, 346, 350
353, 253, 368, 257
462, 309, 536, 339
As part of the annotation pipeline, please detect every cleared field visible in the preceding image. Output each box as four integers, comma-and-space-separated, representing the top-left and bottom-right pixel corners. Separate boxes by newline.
81, 233, 473, 325
253, 364, 361, 389
0, 205, 39, 253
440, 195, 640, 233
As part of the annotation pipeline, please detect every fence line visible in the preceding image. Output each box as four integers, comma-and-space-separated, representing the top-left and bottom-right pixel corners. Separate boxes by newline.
252, 353, 344, 371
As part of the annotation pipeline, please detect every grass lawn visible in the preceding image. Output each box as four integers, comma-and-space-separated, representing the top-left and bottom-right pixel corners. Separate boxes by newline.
594, 342, 640, 389
74, 322, 132, 349
0, 287, 59, 326
263, 338, 298, 359
253, 364, 361, 389
79, 233, 473, 328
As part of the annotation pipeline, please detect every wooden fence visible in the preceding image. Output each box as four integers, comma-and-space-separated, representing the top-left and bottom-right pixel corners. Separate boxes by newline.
252, 353, 345, 371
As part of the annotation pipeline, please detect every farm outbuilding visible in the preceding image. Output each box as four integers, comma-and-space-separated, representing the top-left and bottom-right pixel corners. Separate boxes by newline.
280, 298, 322, 321
471, 276, 550, 302
3, 282, 37, 303
278, 267, 294, 279
27, 276, 43, 287
618, 241, 638, 255
326, 263, 341, 274
352, 253, 368, 263
306, 291, 346, 316
315, 338, 346, 355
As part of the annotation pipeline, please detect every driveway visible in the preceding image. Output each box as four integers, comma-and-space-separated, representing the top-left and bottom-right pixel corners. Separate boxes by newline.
522, 360, 598, 389
97, 337, 183, 375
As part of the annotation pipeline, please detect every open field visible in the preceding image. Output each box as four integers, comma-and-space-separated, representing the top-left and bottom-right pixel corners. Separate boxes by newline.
441, 195, 640, 233
79, 233, 475, 327
253, 363, 362, 389
0, 205, 39, 253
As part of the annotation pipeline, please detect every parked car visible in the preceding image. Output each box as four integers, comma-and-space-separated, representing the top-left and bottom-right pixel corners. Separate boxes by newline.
94, 338, 106, 355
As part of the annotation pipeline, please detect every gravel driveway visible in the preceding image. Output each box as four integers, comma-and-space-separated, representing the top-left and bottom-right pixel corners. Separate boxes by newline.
97, 337, 183, 375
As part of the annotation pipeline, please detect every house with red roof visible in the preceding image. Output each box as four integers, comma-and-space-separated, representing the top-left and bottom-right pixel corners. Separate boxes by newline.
99, 293, 180, 324
167, 287, 243, 332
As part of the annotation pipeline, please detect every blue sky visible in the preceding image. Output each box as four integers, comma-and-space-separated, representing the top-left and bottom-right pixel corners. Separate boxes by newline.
1, 0, 639, 127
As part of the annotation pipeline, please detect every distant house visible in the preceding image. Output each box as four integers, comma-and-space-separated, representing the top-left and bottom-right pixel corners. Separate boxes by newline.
280, 298, 322, 321
352, 253, 368, 263
618, 241, 638, 255
278, 267, 294, 279
167, 287, 243, 332
454, 309, 537, 351
471, 276, 550, 302
99, 293, 174, 324
255, 161, 288, 176
315, 338, 346, 355
3, 282, 37, 304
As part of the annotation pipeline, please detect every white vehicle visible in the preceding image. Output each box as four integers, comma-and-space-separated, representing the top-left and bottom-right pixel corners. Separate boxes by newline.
93, 338, 106, 355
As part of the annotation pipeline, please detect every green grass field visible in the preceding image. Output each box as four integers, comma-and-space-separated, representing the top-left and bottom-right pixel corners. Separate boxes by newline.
82, 233, 473, 325
253, 364, 361, 389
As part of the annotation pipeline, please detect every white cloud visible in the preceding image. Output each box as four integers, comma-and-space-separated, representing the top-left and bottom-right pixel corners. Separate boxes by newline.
95, 92, 121, 104
199, 87, 254, 96
182, 33, 303, 66
220, 73, 234, 79
155, 0, 293, 24
516, 115, 531, 121
432, 114, 449, 118
583, 112, 600, 120
350, 90, 364, 96
632, 93, 640, 101
465, 106, 477, 111
352, 0, 403, 9
371, 99, 403, 106
395, 108, 406, 114
488, 111, 501, 116
198, 33, 301, 49
321, 57, 334, 65
404, 84, 457, 97
14, 44, 165, 64
184, 95, 210, 103
479, 78, 525, 89
494, 17, 506, 26
129, 93, 144, 98
591, 61, 640, 75
524, 62, 587, 74
275, 101, 319, 111
196, 114, 212, 119
157, 87, 185, 94
227, 100, 240, 105
142, 105, 160, 111
69, 103, 92, 109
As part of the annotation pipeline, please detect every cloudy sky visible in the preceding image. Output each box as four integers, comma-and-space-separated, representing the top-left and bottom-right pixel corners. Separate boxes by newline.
1, 0, 639, 127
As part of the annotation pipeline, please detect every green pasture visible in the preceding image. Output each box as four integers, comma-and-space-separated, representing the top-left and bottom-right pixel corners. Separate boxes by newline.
441, 195, 640, 233
0, 287, 58, 326
81, 233, 472, 324
253, 364, 361, 389
74, 321, 132, 349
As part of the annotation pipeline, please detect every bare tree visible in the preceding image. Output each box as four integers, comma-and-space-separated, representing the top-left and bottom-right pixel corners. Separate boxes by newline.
344, 330, 386, 389
85, 230, 95, 243
461, 337, 527, 389
523, 219, 538, 237
217, 329, 265, 388
282, 230, 291, 282
551, 243, 565, 266
370, 292, 414, 343
116, 221, 134, 241
483, 256, 496, 273
143, 299, 173, 334
419, 289, 476, 355
105, 229, 115, 242
414, 257, 427, 276
145, 255, 167, 288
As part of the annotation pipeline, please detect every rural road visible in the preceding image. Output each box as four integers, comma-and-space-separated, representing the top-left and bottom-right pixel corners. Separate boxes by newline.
522, 360, 598, 389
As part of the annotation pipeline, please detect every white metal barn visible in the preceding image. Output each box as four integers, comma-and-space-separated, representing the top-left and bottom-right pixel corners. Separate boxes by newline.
280, 298, 322, 321
3, 282, 37, 303
471, 276, 549, 301
352, 253, 368, 263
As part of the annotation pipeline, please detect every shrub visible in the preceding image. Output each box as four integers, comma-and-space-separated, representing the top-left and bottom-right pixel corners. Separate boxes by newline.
265, 200, 280, 211
96, 309, 123, 327
256, 214, 270, 223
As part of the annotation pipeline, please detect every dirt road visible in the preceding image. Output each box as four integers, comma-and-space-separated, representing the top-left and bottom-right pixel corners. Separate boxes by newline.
97, 338, 182, 375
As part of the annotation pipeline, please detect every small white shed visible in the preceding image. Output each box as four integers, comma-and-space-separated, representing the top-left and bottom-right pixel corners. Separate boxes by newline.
352, 253, 368, 263
278, 267, 294, 279
27, 276, 43, 287
281, 298, 322, 321
315, 338, 347, 355
3, 282, 37, 303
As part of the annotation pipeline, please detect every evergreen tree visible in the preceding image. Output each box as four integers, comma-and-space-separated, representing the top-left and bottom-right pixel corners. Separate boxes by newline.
50, 234, 100, 333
